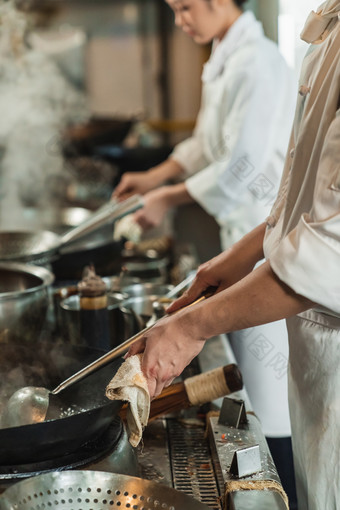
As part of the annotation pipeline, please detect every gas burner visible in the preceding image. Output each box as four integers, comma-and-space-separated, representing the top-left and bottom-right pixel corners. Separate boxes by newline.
0, 418, 124, 484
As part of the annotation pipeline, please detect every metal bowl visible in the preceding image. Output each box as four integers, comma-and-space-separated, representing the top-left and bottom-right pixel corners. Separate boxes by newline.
0, 262, 54, 343
117, 283, 174, 327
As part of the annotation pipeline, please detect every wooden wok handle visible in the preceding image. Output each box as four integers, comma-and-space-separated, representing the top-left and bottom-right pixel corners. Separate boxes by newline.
182, 363, 243, 406
120, 363, 243, 423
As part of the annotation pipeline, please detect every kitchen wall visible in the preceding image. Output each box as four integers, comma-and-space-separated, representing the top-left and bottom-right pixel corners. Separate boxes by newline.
38, 0, 282, 143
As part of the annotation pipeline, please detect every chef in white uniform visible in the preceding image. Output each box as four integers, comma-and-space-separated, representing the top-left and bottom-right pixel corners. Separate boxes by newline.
114, 0, 296, 499
126, 2, 340, 509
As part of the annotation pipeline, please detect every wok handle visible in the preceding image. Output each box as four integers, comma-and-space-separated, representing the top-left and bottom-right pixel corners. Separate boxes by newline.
59, 194, 144, 246
51, 289, 215, 395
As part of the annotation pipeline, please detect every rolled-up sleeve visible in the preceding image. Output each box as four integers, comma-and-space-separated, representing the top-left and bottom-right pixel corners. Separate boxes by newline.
269, 109, 340, 313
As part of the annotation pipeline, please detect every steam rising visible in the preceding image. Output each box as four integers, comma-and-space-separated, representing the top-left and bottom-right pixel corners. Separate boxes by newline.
0, 1, 89, 229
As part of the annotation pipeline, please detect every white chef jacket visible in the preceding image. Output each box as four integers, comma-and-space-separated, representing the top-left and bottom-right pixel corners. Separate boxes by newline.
171, 10, 296, 249
263, 2, 340, 509
172, 11, 296, 438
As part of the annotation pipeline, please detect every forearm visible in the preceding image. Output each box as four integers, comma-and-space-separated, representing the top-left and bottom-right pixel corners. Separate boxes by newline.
159, 182, 195, 208
148, 159, 185, 187
220, 222, 266, 283
177, 261, 314, 339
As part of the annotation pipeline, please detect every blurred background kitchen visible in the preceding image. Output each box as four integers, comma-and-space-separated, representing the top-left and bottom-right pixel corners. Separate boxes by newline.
0, 0, 311, 266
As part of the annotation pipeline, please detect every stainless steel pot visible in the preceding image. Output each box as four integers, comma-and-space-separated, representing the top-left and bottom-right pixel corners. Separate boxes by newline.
119, 283, 174, 327
0, 262, 54, 343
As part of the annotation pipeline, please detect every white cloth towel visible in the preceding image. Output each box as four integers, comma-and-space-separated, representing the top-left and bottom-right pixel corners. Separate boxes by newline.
106, 354, 150, 447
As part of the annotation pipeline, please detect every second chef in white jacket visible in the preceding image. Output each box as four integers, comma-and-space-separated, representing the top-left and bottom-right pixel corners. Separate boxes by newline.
114, 0, 297, 503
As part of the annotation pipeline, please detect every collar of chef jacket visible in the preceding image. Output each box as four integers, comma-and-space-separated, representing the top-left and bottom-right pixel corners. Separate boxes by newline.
300, 0, 340, 43
202, 10, 263, 83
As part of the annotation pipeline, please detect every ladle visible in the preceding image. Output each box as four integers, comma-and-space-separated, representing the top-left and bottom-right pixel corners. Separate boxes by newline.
2, 280, 210, 429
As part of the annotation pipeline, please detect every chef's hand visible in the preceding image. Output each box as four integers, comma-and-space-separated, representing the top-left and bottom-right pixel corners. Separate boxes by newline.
126, 313, 206, 398
113, 160, 184, 201
113, 171, 157, 201
167, 223, 267, 314
133, 188, 170, 230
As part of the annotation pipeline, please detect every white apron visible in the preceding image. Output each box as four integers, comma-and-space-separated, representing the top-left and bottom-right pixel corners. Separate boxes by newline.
287, 311, 340, 510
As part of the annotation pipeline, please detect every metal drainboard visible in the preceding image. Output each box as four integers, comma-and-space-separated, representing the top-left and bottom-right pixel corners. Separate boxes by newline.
167, 419, 222, 510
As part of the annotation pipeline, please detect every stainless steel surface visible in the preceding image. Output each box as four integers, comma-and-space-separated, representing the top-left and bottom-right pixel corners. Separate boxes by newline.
167, 419, 222, 509
0, 262, 54, 343
0, 195, 144, 263
117, 283, 174, 326
218, 397, 248, 428
121, 282, 174, 299
229, 444, 262, 478
0, 471, 211, 510
22, 206, 92, 233
228, 489, 288, 510
87, 424, 140, 479
208, 414, 285, 510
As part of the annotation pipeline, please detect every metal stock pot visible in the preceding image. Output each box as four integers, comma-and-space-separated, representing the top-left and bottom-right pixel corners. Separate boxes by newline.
0, 262, 54, 343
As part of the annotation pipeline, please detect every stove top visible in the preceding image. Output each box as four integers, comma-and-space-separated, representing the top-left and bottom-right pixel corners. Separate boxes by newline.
0, 418, 139, 490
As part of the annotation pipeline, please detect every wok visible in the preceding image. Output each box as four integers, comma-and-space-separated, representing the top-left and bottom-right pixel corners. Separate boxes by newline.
63, 116, 134, 156
0, 342, 124, 465
0, 195, 143, 265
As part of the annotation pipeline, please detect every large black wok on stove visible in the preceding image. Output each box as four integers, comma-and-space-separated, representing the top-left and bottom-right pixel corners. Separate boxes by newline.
0, 342, 123, 466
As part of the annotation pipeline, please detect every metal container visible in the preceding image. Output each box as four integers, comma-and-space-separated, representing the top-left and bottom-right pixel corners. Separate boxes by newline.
118, 282, 174, 327
121, 282, 174, 299
0, 262, 54, 343
59, 293, 141, 349
0, 471, 210, 510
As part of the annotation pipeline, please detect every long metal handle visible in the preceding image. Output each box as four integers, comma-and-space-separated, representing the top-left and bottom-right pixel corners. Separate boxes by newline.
51, 293, 212, 395
59, 195, 144, 246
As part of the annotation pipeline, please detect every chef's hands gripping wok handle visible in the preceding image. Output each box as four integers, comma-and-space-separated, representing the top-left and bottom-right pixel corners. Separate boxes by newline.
119, 363, 243, 422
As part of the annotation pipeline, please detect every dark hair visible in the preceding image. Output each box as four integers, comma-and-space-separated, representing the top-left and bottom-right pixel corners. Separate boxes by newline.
233, 0, 248, 6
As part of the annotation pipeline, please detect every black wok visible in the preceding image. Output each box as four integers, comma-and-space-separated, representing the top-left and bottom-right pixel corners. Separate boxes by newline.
0, 342, 124, 465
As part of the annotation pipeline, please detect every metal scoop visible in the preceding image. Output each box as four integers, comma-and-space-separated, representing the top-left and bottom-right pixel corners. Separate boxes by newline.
2, 277, 210, 429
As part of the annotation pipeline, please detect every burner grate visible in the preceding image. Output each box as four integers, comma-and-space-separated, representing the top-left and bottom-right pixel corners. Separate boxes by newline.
168, 420, 222, 510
